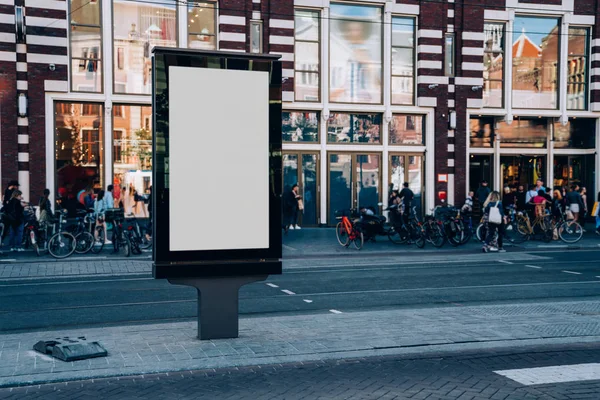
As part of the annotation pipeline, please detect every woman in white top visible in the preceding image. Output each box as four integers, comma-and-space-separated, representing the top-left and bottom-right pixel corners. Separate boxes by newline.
94, 190, 109, 244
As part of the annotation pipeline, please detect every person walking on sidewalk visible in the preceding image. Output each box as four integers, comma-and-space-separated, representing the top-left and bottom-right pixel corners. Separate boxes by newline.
595, 190, 600, 235
5, 190, 24, 251
579, 187, 588, 231
482, 191, 506, 253
283, 184, 301, 233
94, 190, 109, 245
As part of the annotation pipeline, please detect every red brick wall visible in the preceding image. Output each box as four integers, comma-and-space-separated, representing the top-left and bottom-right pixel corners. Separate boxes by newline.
0, 64, 18, 190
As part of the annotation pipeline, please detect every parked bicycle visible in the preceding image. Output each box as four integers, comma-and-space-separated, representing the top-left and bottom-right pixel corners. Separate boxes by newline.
335, 209, 364, 250
107, 208, 131, 257
68, 210, 95, 254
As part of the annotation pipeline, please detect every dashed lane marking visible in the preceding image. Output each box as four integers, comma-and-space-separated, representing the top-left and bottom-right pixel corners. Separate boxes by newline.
525, 265, 542, 269
498, 260, 514, 264
281, 289, 296, 295
303, 299, 313, 303
0, 259, 17, 262
329, 309, 342, 314
562, 270, 582, 275
495, 363, 600, 385
266, 283, 279, 288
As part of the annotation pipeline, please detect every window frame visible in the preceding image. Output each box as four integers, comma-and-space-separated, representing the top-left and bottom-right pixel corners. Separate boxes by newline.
391, 16, 416, 106
294, 8, 321, 103
388, 114, 425, 146
567, 26, 590, 111
326, 112, 382, 145
69, 0, 103, 93
483, 22, 505, 109
187, 1, 217, 51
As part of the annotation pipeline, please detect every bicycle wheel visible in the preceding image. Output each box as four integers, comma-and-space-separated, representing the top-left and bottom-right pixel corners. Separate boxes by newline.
427, 222, 446, 248
119, 233, 131, 257
336, 222, 350, 247
351, 230, 364, 250
475, 223, 487, 242
90, 226, 105, 254
558, 221, 583, 243
75, 231, 94, 254
446, 220, 463, 247
410, 224, 425, 248
48, 232, 76, 259
388, 225, 409, 244
504, 221, 528, 244
130, 233, 142, 255
139, 228, 152, 250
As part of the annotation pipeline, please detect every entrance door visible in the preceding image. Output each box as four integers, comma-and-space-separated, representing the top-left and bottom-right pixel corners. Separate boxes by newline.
553, 155, 595, 210
328, 153, 381, 225
389, 154, 424, 216
469, 155, 493, 192
283, 152, 320, 226
500, 155, 546, 189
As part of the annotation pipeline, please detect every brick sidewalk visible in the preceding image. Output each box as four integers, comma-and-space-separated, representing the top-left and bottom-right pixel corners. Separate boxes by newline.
1, 300, 600, 388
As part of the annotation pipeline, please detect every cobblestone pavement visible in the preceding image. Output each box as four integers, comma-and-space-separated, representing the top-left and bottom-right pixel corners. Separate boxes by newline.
2, 301, 600, 388
2, 344, 600, 399
0, 259, 150, 279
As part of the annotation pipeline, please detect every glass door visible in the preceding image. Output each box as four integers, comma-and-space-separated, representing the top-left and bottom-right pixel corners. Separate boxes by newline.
469, 155, 493, 192
389, 154, 424, 216
282, 152, 320, 226
500, 155, 546, 189
328, 153, 381, 225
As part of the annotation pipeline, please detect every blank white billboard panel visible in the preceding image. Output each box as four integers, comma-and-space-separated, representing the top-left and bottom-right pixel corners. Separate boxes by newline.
168, 66, 270, 251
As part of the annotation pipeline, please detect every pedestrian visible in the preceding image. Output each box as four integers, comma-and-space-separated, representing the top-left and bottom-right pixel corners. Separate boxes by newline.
531, 189, 548, 220
105, 185, 115, 209
525, 184, 538, 204
94, 190, 109, 244
475, 180, 491, 205
133, 190, 148, 218
535, 179, 546, 193
579, 187, 588, 230
482, 191, 506, 253
38, 189, 54, 228
283, 184, 301, 232
5, 190, 24, 251
595, 190, 600, 235
2, 180, 19, 208
461, 191, 474, 215
515, 185, 526, 211
502, 186, 516, 213
84, 187, 95, 210
566, 185, 583, 222
399, 182, 414, 222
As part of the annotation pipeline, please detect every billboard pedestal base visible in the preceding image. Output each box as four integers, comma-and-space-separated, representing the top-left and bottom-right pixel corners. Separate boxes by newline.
169, 275, 268, 340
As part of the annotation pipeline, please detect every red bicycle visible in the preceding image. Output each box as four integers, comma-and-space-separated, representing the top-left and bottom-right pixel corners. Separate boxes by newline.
335, 209, 364, 250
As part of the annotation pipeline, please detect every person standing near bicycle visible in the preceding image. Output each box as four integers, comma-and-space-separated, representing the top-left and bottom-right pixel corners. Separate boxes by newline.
38, 189, 54, 229
399, 182, 414, 223
482, 191, 506, 253
283, 184, 301, 233
94, 190, 109, 245
4, 190, 25, 252
566, 185, 584, 222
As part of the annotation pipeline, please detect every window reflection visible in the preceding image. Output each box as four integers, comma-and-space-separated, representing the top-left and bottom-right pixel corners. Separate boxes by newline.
469, 117, 494, 148
483, 23, 504, 108
512, 16, 559, 109
389, 115, 424, 145
567, 27, 589, 110
113, 0, 177, 95
70, 0, 102, 92
295, 10, 320, 101
188, 2, 216, 50
329, 4, 382, 104
283, 112, 319, 142
55, 102, 104, 201
391, 17, 414, 105
327, 113, 380, 143
497, 118, 548, 148
553, 118, 595, 149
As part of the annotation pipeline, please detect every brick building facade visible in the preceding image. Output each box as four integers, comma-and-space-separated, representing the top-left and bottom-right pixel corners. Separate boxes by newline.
0, 0, 598, 225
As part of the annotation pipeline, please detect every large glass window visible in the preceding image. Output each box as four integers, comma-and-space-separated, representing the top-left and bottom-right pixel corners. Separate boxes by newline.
283, 111, 319, 142
113, 0, 177, 95
553, 118, 595, 149
70, 0, 103, 93
567, 27, 589, 110
483, 23, 504, 108
294, 10, 320, 102
389, 114, 424, 145
391, 17, 415, 105
327, 113, 381, 143
470, 117, 495, 148
113, 105, 152, 217
188, 2, 216, 50
329, 4, 382, 104
55, 102, 104, 201
497, 117, 548, 148
512, 16, 559, 109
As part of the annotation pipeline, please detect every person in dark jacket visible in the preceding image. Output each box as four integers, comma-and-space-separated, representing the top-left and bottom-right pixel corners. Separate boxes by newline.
38, 189, 54, 227
515, 185, 526, 211
475, 181, 491, 205
5, 190, 24, 251
283, 184, 300, 233
2, 180, 19, 208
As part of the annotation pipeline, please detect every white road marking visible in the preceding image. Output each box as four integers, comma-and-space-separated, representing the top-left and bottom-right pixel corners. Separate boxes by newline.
562, 270, 582, 275
495, 363, 600, 386
525, 265, 542, 269
537, 245, 568, 248
303, 299, 313, 303
0, 259, 17, 262
266, 283, 279, 288
282, 244, 297, 251
281, 289, 295, 295
498, 260, 513, 264
329, 309, 342, 314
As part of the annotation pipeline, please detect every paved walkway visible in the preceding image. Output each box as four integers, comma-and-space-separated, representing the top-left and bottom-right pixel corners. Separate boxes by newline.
1, 300, 600, 387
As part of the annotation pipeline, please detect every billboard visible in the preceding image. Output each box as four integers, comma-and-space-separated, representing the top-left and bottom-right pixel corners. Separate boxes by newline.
152, 48, 282, 279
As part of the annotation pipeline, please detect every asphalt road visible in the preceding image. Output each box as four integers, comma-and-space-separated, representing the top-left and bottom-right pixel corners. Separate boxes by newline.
1, 249, 600, 333
2, 343, 600, 399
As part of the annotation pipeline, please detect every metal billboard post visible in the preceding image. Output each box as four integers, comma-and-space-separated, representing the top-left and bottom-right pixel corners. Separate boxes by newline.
152, 48, 283, 340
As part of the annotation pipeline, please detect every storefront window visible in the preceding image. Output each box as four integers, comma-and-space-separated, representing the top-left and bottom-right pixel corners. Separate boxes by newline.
483, 23, 504, 108
55, 102, 104, 202
70, 0, 103, 93
188, 2, 216, 50
329, 4, 382, 104
469, 117, 495, 148
512, 16, 559, 109
553, 118, 595, 149
567, 27, 589, 110
327, 113, 381, 143
389, 115, 424, 145
391, 17, 415, 105
501, 155, 546, 189
113, 105, 152, 217
497, 117, 548, 148
283, 111, 319, 142
553, 155, 595, 201
295, 10, 320, 102
113, 0, 177, 95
